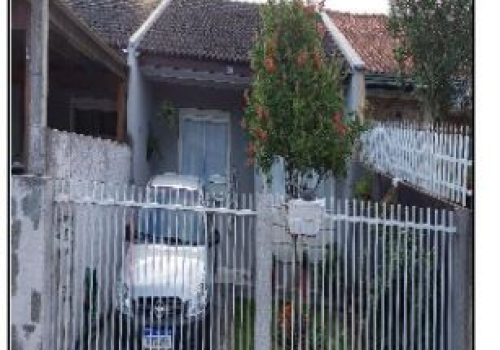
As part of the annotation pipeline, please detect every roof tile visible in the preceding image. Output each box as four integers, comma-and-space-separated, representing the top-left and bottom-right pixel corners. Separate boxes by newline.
326, 10, 403, 75
61, 0, 162, 50
140, 0, 339, 63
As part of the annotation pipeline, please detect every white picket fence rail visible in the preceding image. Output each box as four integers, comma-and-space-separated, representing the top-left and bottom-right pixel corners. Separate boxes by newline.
360, 121, 472, 206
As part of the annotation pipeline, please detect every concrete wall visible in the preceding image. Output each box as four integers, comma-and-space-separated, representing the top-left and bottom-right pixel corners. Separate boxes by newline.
147, 81, 254, 194
47, 128, 132, 183
11, 176, 53, 350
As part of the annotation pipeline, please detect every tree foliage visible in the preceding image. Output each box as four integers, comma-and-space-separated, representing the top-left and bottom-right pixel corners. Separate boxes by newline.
388, 0, 473, 121
243, 0, 363, 198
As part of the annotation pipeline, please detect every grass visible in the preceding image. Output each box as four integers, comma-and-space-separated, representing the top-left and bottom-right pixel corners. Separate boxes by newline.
233, 298, 255, 350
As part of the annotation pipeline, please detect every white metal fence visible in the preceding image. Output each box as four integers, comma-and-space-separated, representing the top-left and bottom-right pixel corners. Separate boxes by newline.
49, 179, 460, 350
50, 179, 257, 350
360, 121, 472, 206
267, 197, 457, 350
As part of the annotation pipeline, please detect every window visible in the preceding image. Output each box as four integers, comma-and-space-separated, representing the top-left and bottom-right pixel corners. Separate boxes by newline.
70, 98, 117, 139
179, 109, 230, 184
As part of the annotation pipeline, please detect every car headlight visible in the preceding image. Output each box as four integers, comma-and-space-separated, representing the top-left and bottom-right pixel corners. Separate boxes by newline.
186, 282, 208, 317
116, 282, 131, 315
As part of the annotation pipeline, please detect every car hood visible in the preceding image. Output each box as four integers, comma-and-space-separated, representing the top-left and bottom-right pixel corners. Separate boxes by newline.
124, 244, 207, 302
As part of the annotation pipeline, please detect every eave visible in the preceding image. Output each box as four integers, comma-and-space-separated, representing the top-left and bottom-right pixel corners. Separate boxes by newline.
365, 72, 415, 91
48, 0, 127, 79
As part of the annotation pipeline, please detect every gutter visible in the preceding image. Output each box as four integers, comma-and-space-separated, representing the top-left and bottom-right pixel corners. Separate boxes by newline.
320, 11, 365, 72
128, 0, 173, 61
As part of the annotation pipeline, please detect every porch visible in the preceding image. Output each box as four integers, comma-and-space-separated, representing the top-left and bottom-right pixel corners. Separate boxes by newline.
128, 55, 256, 194
11, 0, 128, 178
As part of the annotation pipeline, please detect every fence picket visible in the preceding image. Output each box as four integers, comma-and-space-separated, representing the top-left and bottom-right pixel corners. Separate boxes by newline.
360, 121, 472, 206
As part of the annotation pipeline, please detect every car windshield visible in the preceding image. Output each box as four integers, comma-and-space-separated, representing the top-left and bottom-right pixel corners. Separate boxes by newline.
149, 187, 202, 206
134, 208, 206, 246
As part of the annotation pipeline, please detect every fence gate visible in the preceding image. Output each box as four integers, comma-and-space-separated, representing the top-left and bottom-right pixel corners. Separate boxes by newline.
50, 179, 257, 350
268, 197, 457, 350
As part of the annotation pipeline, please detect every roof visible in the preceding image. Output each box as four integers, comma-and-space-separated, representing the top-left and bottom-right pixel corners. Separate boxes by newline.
60, 1, 379, 71
50, 0, 128, 77
140, 0, 338, 63
139, 0, 260, 62
326, 10, 403, 75
61, 0, 162, 51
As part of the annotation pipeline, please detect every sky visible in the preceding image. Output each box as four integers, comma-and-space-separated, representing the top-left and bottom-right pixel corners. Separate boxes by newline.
237, 0, 390, 14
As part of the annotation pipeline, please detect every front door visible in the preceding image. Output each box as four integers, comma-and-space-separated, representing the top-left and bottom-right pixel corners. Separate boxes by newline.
179, 109, 230, 185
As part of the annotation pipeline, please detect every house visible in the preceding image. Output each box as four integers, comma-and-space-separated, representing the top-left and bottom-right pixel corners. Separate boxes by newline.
324, 10, 420, 121
57, 0, 404, 195
13, 0, 420, 193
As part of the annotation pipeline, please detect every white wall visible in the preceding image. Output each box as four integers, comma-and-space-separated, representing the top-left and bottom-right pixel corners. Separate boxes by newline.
47, 128, 132, 183
127, 55, 154, 185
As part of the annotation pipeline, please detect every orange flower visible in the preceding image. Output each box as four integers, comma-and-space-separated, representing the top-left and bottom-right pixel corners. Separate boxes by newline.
312, 51, 323, 69
284, 304, 292, 317
332, 113, 348, 135
316, 22, 326, 39
247, 142, 256, 156
296, 52, 308, 67
265, 38, 277, 56
256, 105, 270, 121
264, 56, 277, 73
253, 127, 268, 141
337, 124, 347, 136
305, 4, 316, 16
258, 129, 268, 141
256, 105, 265, 120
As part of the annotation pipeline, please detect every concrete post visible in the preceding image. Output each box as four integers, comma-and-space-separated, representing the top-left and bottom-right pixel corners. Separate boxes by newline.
343, 70, 366, 201
348, 70, 366, 123
27, 0, 49, 175
10, 176, 54, 350
254, 195, 273, 350
450, 207, 473, 350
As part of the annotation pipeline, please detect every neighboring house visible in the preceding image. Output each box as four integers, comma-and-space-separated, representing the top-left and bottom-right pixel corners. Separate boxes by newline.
325, 10, 420, 121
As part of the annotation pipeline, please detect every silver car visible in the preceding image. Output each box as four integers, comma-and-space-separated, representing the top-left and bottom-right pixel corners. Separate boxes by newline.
115, 173, 218, 350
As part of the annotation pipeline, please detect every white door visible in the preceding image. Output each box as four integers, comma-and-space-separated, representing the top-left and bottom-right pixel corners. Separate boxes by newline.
179, 110, 229, 184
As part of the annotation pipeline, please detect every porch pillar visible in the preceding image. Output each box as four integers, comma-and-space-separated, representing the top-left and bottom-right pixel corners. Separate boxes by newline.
343, 70, 366, 200
347, 69, 366, 123
27, 0, 49, 175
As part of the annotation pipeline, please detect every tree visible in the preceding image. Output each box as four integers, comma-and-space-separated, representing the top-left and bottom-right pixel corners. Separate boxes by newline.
388, 0, 473, 121
243, 0, 363, 199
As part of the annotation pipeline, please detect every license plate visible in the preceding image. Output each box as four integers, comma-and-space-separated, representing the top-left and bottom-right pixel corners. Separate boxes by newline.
142, 327, 172, 350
